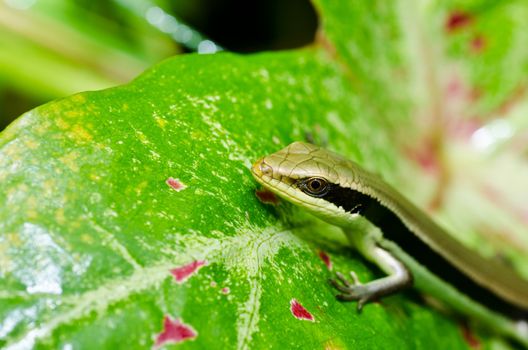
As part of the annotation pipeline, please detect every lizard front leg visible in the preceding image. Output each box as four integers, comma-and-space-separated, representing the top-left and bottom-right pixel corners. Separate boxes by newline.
330, 221, 413, 310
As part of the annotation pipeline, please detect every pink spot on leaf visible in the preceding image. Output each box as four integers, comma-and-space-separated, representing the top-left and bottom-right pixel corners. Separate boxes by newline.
447, 119, 482, 140
166, 177, 187, 192
446, 77, 463, 98
318, 250, 332, 270
290, 299, 315, 322
470, 35, 486, 53
154, 316, 197, 348
170, 260, 206, 284
405, 139, 440, 174
255, 188, 280, 205
460, 323, 480, 349
445, 11, 472, 32
221, 287, 230, 294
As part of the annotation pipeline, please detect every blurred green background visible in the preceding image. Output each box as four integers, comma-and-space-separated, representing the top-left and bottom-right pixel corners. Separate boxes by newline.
0, 0, 317, 131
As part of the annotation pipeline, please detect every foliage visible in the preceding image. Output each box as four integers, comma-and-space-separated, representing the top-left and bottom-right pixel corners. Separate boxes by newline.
1, 0, 528, 349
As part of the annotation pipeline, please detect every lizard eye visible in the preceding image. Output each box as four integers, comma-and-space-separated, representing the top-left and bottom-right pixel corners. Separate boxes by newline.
299, 177, 330, 197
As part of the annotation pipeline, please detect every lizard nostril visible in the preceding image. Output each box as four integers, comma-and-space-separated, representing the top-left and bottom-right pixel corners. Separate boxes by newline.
259, 162, 273, 176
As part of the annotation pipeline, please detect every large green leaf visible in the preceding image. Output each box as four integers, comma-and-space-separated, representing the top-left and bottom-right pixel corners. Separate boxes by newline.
2, 0, 528, 349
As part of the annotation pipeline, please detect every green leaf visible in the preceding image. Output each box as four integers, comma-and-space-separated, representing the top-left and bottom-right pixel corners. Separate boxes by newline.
2, 1, 528, 349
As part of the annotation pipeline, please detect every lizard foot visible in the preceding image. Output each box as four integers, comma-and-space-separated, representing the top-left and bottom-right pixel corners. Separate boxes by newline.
328, 271, 372, 311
